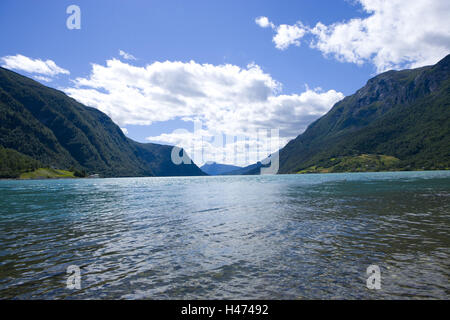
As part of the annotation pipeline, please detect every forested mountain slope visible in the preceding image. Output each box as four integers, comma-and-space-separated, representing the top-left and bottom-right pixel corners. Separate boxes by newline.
0, 67, 205, 178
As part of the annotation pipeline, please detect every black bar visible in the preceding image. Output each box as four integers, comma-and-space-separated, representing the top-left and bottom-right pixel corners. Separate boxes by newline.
1, 300, 446, 319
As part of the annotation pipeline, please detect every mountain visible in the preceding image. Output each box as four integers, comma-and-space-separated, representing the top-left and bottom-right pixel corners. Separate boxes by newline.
200, 162, 242, 175
224, 162, 261, 175
2, 54, 448, 178
278, 54, 450, 173
0, 67, 205, 178
233, 55, 450, 175
0, 145, 42, 178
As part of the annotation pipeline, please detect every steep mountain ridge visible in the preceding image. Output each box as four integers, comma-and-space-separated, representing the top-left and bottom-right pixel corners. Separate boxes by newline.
278, 54, 450, 173
0, 67, 205, 177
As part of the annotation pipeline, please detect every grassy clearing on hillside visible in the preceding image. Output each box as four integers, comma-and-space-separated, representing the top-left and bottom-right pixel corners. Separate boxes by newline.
297, 154, 401, 174
19, 168, 76, 179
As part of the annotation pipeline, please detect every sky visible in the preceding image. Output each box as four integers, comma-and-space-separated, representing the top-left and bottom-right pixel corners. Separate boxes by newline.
1, 0, 449, 166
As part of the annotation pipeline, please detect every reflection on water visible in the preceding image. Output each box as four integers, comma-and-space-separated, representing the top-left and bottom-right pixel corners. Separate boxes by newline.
0, 171, 449, 299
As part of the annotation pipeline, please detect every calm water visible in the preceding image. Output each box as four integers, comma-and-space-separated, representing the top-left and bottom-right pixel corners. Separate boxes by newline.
0, 171, 449, 299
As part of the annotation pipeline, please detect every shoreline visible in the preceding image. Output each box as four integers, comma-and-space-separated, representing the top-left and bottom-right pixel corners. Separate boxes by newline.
1, 168, 449, 181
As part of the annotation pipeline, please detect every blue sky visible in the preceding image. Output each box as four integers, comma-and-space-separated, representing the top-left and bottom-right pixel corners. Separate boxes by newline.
1, 0, 448, 165
0, 1, 373, 94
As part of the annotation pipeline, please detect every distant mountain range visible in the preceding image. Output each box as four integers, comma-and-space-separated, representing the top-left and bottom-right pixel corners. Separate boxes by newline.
200, 162, 242, 175
0, 67, 205, 178
1, 54, 448, 178
238, 54, 450, 174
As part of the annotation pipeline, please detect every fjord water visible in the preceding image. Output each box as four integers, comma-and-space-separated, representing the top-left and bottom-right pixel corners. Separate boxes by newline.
0, 171, 449, 299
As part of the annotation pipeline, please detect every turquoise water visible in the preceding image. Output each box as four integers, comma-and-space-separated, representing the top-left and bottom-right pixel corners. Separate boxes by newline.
0, 171, 449, 299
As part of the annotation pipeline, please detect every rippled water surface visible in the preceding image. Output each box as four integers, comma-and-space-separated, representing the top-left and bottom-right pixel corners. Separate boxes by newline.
0, 171, 449, 299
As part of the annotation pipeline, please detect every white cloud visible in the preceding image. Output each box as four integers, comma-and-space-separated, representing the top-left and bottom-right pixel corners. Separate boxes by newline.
255, 17, 307, 50
311, 0, 450, 72
119, 50, 137, 61
255, 16, 275, 29
273, 23, 307, 50
0, 54, 70, 78
121, 127, 128, 135
64, 59, 343, 166
257, 0, 450, 72
33, 75, 52, 83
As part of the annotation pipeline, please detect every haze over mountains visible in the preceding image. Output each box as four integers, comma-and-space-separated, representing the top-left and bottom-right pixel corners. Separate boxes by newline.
0, 54, 449, 178
0, 67, 205, 178
200, 162, 242, 176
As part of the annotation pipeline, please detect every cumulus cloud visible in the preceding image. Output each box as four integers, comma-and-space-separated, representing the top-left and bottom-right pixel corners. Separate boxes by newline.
255, 17, 307, 50
119, 50, 137, 61
121, 127, 128, 135
0, 54, 70, 78
257, 0, 450, 72
64, 59, 343, 166
273, 23, 307, 50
